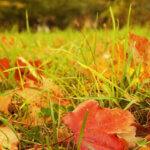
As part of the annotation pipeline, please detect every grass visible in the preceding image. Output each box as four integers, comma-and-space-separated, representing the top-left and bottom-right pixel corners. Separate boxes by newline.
0, 26, 150, 149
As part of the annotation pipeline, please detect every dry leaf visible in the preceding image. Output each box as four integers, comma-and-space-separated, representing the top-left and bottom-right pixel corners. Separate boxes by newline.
0, 126, 20, 150
133, 123, 150, 135
129, 33, 150, 81
0, 93, 13, 113
0, 77, 69, 125
89, 33, 150, 83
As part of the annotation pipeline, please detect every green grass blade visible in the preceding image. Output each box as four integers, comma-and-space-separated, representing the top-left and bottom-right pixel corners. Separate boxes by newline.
26, 9, 30, 33
49, 98, 58, 148
77, 61, 125, 93
46, 136, 52, 150
77, 110, 88, 150
0, 116, 20, 141
127, 4, 132, 30
0, 129, 11, 149
109, 6, 116, 95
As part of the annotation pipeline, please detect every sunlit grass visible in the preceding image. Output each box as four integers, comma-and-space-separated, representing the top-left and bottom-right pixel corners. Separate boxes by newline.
0, 26, 150, 149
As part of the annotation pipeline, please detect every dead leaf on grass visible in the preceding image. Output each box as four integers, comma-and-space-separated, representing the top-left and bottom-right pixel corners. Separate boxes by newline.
0, 126, 20, 150
0, 77, 70, 125
0, 58, 10, 82
129, 33, 150, 81
62, 100, 136, 150
133, 123, 150, 135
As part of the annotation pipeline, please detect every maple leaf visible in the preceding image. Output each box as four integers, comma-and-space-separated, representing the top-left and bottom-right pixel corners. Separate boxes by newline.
0, 57, 65, 125
129, 32, 150, 58
14, 57, 27, 81
14, 57, 51, 84
62, 100, 136, 150
75, 130, 124, 150
29, 60, 44, 74
14, 57, 42, 82
0, 58, 10, 81
129, 33, 150, 81
0, 56, 52, 87
89, 33, 150, 83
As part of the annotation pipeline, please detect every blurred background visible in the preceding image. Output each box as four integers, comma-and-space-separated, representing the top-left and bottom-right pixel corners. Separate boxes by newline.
0, 0, 150, 31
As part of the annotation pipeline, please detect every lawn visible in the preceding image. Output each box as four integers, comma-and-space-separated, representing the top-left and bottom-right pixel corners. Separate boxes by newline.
0, 26, 150, 149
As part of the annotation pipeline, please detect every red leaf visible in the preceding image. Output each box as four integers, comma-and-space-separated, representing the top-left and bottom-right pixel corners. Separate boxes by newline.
0, 57, 10, 80
27, 59, 44, 81
63, 100, 99, 133
14, 57, 27, 81
63, 100, 135, 150
63, 100, 135, 133
14, 57, 44, 82
29, 60, 43, 74
75, 130, 123, 150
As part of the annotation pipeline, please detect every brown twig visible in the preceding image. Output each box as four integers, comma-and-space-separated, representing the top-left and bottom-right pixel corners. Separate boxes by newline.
53, 134, 74, 146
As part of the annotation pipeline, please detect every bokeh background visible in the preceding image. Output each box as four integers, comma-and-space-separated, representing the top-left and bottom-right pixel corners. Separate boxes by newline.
0, 0, 150, 31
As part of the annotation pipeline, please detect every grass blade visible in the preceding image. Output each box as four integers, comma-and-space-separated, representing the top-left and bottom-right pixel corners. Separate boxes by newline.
49, 98, 58, 149
0, 116, 20, 141
77, 61, 125, 93
77, 110, 88, 150
26, 9, 30, 33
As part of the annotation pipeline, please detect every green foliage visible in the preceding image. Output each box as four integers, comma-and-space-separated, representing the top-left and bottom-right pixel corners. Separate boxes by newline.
40, 107, 51, 118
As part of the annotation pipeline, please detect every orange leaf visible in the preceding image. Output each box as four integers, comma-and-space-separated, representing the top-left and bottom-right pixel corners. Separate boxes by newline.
129, 32, 150, 57
129, 32, 150, 81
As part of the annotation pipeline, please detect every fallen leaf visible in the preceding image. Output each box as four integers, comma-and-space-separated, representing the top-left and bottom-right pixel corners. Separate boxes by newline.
0, 93, 13, 113
14, 56, 42, 82
0, 126, 20, 150
75, 130, 124, 150
129, 33, 150, 81
133, 123, 150, 135
0, 58, 10, 81
0, 77, 69, 125
62, 100, 136, 149
89, 33, 150, 84
129, 32, 150, 61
